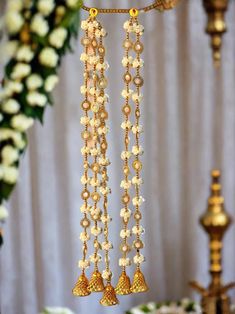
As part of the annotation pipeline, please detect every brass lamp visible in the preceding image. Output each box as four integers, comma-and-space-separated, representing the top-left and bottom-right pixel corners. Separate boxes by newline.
190, 170, 235, 314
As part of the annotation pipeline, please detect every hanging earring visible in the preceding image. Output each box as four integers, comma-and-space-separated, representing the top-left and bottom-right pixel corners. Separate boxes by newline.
129, 8, 148, 294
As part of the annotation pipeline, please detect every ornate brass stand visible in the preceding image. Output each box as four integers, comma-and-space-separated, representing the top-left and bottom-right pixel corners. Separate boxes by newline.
190, 170, 235, 314
202, 0, 229, 66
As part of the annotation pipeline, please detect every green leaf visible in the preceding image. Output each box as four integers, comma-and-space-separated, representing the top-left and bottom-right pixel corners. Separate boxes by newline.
0, 182, 15, 202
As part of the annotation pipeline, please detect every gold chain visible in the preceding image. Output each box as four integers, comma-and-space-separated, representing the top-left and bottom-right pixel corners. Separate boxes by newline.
82, 0, 180, 14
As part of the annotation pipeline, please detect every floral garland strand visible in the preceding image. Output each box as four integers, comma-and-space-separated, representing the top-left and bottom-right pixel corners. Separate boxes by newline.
0, 0, 83, 226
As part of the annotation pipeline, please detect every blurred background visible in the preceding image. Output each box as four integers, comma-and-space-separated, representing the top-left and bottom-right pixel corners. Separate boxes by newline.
1, 0, 235, 313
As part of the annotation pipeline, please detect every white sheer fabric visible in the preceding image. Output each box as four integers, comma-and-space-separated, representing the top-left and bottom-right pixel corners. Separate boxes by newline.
1, 0, 235, 313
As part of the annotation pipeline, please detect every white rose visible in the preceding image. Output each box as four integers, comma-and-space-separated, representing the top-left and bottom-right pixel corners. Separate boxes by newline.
44, 75, 59, 92
1, 145, 19, 166
7, 0, 23, 11
11, 63, 31, 80
16, 45, 34, 62
11, 114, 34, 131
133, 254, 145, 265
37, 0, 55, 16
2, 166, 19, 184
5, 11, 23, 34
2, 99, 20, 114
27, 91, 47, 107
0, 205, 9, 221
39, 48, 59, 67
0, 113, 3, 123
26, 74, 43, 90
4, 81, 23, 97
30, 14, 49, 37
11, 131, 26, 150
49, 27, 68, 49
66, 0, 81, 9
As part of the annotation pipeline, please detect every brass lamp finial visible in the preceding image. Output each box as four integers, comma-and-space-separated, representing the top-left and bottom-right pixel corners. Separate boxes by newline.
190, 170, 235, 314
202, 0, 229, 67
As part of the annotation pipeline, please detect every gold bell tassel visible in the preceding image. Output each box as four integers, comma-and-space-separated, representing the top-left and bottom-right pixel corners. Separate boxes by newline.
100, 283, 119, 306
115, 271, 132, 295
130, 268, 149, 293
72, 272, 91, 297
88, 270, 105, 292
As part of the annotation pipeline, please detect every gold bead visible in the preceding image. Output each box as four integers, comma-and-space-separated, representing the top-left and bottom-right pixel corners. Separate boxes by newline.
101, 141, 108, 151
133, 160, 142, 171
123, 39, 133, 50
122, 193, 130, 204
123, 72, 132, 83
91, 162, 100, 173
133, 75, 144, 87
133, 239, 144, 249
99, 109, 108, 120
91, 38, 98, 48
89, 7, 98, 17
123, 166, 130, 175
98, 77, 108, 89
81, 218, 90, 228
135, 108, 140, 118
120, 243, 131, 253
122, 105, 131, 115
134, 211, 142, 221
134, 41, 144, 54
91, 192, 100, 202
81, 189, 90, 200
98, 45, 105, 56
81, 130, 91, 140
129, 8, 139, 17
81, 100, 91, 111
81, 37, 90, 46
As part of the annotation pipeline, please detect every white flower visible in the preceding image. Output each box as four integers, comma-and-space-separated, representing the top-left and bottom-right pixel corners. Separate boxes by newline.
132, 125, 143, 134
132, 145, 144, 156
90, 178, 99, 187
80, 204, 90, 214
98, 126, 109, 135
101, 215, 111, 224
121, 121, 132, 130
78, 259, 90, 269
0, 114, 3, 123
98, 157, 110, 166
91, 226, 102, 236
37, 0, 55, 16
102, 241, 113, 250
5, 11, 24, 34
42, 307, 75, 314
120, 208, 131, 221
89, 118, 100, 128
7, 0, 23, 11
132, 196, 145, 207
90, 147, 100, 156
102, 270, 112, 280
0, 129, 25, 150
88, 56, 99, 65
27, 91, 47, 107
80, 85, 87, 95
11, 63, 31, 80
26, 74, 43, 90
44, 75, 59, 92
123, 21, 132, 31
2, 99, 20, 114
39, 48, 59, 67
2, 165, 19, 184
81, 146, 90, 155
81, 20, 89, 30
80, 175, 89, 185
133, 254, 145, 264
30, 14, 49, 37
99, 186, 110, 195
49, 27, 68, 49
96, 62, 109, 71
120, 180, 132, 189
79, 232, 90, 242
119, 257, 131, 267
0, 205, 9, 221
122, 56, 133, 67
121, 151, 131, 160
66, 0, 81, 9
132, 176, 143, 186
11, 114, 34, 131
1, 145, 19, 166
132, 225, 145, 235
132, 92, 143, 102
16, 45, 34, 62
121, 89, 133, 98
90, 206, 101, 218
120, 229, 131, 238
80, 116, 90, 126
80, 53, 88, 62
90, 254, 102, 263
132, 58, 144, 68
134, 24, 144, 35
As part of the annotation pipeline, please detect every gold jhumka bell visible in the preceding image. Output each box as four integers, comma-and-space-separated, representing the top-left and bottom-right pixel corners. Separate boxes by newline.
72, 273, 91, 297
130, 269, 149, 293
100, 284, 119, 306
115, 272, 132, 295
190, 170, 235, 314
88, 271, 105, 292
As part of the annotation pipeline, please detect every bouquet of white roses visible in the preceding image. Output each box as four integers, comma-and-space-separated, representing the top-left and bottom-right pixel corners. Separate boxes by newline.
40, 307, 75, 314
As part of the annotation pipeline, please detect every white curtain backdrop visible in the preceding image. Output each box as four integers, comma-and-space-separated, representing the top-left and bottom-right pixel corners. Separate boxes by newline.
1, 0, 235, 313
